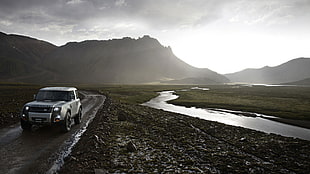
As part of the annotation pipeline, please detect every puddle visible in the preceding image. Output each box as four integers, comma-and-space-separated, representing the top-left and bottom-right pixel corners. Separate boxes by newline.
46, 95, 105, 174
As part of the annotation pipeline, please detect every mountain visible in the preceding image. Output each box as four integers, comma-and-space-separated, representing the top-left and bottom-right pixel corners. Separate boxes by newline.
0, 32, 229, 84
0, 32, 57, 81
225, 58, 310, 84
281, 78, 310, 86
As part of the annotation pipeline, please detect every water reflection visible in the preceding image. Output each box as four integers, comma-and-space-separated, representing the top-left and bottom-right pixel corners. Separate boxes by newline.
191, 87, 210, 91
142, 91, 310, 141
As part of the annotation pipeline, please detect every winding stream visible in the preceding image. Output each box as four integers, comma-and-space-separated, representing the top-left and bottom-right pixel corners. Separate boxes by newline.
142, 90, 310, 141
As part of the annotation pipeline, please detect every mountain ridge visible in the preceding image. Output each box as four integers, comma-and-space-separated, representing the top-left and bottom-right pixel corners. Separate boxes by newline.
0, 32, 57, 81
280, 77, 310, 86
225, 57, 310, 84
0, 32, 229, 84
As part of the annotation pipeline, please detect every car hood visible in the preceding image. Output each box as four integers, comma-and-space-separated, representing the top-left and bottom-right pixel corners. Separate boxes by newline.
26, 101, 66, 108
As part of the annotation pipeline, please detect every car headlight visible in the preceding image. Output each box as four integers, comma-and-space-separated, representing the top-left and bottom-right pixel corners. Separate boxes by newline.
25, 106, 29, 111
53, 107, 61, 112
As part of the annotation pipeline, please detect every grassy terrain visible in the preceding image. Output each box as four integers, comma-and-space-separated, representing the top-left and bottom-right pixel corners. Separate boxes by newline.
92, 85, 190, 104
85, 84, 310, 121
170, 85, 310, 120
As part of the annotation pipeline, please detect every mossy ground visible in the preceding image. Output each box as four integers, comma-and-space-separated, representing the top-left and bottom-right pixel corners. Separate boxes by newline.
170, 85, 310, 121
91, 84, 310, 121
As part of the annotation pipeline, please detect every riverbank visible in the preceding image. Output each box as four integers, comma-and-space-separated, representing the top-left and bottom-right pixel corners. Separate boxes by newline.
265, 117, 310, 129
143, 91, 310, 140
172, 85, 310, 120
170, 85, 310, 128
59, 95, 309, 173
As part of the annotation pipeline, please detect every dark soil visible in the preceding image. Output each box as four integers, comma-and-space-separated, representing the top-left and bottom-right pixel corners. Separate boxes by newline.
60, 96, 309, 174
0, 112, 19, 129
0, 86, 39, 129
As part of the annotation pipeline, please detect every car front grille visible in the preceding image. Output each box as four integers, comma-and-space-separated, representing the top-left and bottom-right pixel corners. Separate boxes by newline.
29, 106, 52, 113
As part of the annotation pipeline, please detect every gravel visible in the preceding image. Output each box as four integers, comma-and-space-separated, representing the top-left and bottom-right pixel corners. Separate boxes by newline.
59, 96, 309, 174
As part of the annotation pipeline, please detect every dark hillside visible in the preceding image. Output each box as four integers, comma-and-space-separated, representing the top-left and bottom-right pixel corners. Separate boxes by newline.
281, 77, 310, 86
44, 36, 228, 83
0, 32, 57, 81
0, 32, 228, 84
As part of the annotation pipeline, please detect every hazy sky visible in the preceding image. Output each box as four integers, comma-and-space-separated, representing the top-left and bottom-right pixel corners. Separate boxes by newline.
1, 0, 310, 74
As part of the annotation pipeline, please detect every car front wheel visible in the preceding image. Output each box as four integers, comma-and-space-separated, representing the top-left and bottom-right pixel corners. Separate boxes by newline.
61, 112, 71, 132
74, 108, 82, 125
21, 119, 32, 131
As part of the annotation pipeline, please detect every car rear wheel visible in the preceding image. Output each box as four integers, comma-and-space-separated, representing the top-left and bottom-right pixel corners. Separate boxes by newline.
74, 108, 82, 125
61, 112, 71, 132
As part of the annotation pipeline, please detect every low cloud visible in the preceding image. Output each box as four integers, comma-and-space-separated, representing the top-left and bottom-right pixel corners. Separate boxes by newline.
0, 0, 226, 36
0, 0, 309, 46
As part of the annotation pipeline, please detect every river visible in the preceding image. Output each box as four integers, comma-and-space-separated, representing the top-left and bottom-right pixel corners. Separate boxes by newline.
142, 90, 310, 141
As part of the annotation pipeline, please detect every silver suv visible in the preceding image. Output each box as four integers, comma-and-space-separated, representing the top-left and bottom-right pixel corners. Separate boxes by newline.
20, 87, 82, 132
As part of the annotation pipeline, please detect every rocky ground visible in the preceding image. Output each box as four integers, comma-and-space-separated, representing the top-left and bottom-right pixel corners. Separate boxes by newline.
0, 95, 25, 129
0, 112, 19, 129
0, 85, 38, 129
60, 96, 309, 174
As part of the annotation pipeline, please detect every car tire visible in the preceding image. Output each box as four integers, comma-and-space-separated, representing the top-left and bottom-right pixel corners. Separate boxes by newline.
21, 119, 32, 131
74, 108, 82, 125
61, 112, 71, 132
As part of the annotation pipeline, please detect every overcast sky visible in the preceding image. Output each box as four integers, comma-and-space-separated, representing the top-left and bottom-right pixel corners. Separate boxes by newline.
1, 0, 310, 74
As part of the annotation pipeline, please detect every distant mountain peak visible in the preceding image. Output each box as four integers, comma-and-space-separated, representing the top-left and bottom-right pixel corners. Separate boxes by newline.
141, 35, 152, 39
62, 35, 161, 47
285, 57, 309, 63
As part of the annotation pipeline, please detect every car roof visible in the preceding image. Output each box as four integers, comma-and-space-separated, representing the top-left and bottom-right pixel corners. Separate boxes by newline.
39, 87, 77, 91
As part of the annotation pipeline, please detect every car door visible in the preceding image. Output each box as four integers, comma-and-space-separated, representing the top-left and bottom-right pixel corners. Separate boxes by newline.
69, 91, 78, 116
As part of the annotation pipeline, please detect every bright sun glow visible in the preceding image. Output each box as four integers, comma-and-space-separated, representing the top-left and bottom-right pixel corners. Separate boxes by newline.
169, 28, 309, 74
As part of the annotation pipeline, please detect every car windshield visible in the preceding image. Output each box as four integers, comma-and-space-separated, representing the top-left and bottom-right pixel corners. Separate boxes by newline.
36, 90, 70, 101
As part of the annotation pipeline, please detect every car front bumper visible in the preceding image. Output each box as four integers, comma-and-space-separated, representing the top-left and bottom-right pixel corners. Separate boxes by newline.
23, 112, 64, 125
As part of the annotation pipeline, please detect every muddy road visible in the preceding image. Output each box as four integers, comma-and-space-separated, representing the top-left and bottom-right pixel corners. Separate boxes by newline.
0, 91, 105, 174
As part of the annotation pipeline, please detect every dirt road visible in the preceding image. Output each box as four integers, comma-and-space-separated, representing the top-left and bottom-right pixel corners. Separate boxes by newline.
0, 91, 105, 174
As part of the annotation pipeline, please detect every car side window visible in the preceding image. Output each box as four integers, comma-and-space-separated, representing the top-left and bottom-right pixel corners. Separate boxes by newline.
75, 90, 79, 99
69, 91, 75, 100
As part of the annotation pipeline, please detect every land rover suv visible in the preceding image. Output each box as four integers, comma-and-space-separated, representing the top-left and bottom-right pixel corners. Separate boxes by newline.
20, 87, 82, 132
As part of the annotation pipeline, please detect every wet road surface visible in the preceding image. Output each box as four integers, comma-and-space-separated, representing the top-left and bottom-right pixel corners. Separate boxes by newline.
0, 91, 105, 174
